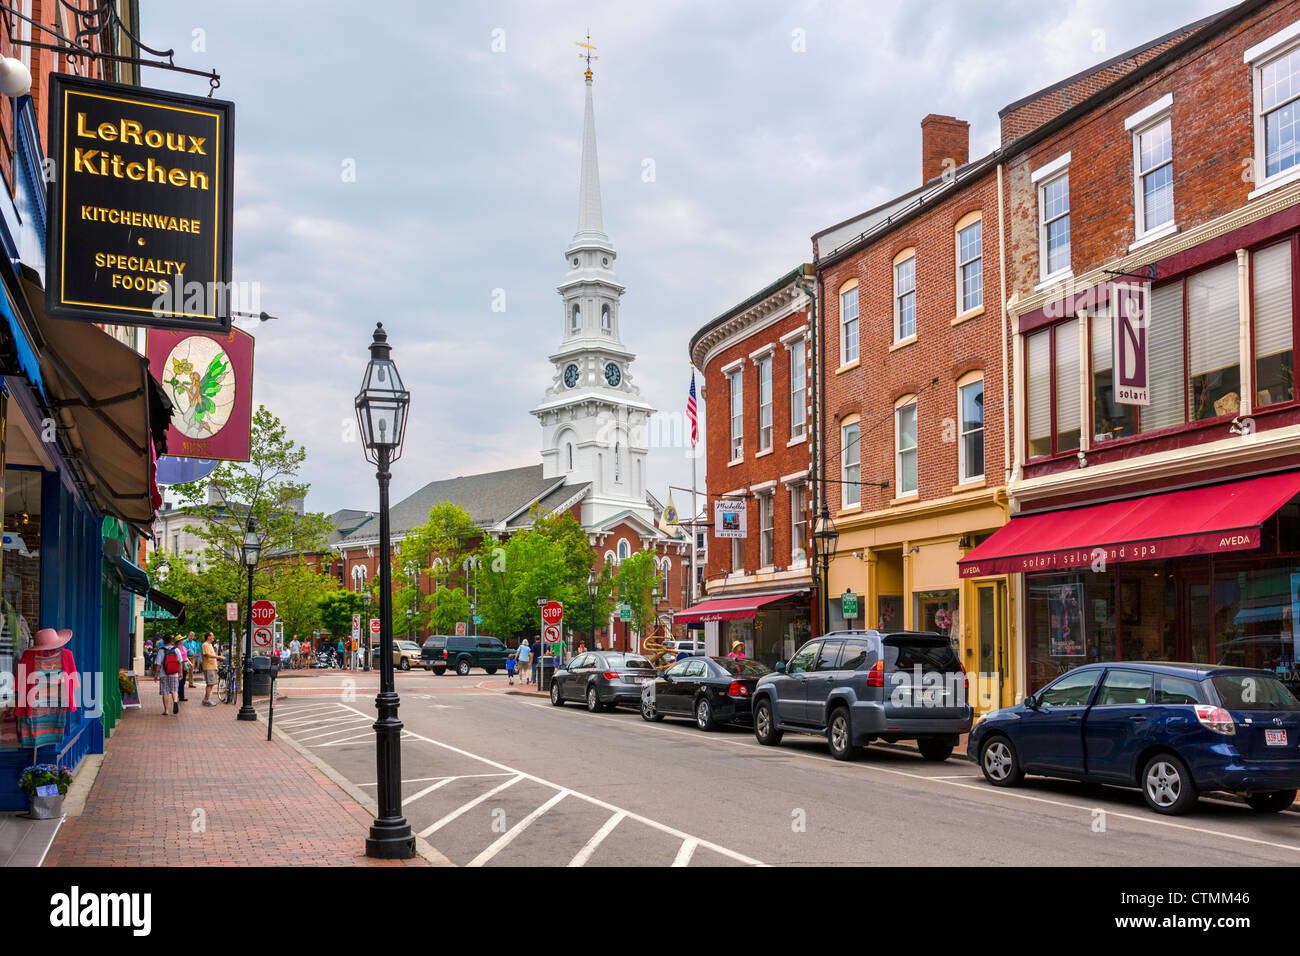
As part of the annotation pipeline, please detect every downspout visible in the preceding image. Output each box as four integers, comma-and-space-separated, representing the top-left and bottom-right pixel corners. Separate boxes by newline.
997, 160, 1010, 487
795, 262, 819, 629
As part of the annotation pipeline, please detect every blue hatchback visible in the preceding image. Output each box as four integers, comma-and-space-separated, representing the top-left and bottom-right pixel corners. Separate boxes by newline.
967, 662, 1300, 815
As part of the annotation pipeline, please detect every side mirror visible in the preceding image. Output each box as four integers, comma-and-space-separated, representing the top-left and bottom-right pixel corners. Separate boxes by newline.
1023, 694, 1038, 710
775, 661, 787, 674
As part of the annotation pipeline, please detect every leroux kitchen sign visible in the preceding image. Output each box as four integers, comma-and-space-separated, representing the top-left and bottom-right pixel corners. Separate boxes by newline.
46, 74, 235, 331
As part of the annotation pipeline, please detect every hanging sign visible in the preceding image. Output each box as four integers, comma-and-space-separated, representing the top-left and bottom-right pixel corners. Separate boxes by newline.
46, 74, 236, 331
147, 326, 253, 461
1111, 282, 1150, 406
713, 499, 747, 539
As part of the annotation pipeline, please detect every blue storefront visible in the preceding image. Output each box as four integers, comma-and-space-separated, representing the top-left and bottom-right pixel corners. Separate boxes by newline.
0, 94, 162, 810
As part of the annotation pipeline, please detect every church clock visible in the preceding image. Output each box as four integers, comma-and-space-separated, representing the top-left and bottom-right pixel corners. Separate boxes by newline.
604, 362, 621, 387
564, 364, 580, 388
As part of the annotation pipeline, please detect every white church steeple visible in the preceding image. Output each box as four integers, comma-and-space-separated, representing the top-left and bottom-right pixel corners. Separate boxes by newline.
532, 48, 656, 529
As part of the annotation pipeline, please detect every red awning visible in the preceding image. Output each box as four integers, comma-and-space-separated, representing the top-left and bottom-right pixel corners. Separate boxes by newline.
674, 592, 801, 624
959, 472, 1300, 578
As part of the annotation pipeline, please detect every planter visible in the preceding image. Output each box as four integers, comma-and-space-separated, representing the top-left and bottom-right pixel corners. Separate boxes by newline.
27, 791, 64, 820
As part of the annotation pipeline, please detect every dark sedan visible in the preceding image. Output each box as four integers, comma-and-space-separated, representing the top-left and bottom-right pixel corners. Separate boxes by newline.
550, 651, 658, 712
968, 661, 1300, 815
640, 656, 772, 731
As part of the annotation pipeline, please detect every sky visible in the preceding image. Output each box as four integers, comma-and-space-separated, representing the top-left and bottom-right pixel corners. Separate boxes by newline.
138, 0, 1228, 517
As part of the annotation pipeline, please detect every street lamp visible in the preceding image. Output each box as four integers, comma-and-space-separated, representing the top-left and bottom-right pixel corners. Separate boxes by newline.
812, 504, 839, 638
354, 322, 415, 860
363, 590, 372, 672
586, 569, 599, 651
236, 516, 261, 721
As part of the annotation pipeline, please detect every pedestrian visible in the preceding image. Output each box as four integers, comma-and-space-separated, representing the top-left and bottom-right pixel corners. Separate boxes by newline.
289, 635, 301, 670
337, 637, 346, 670
143, 640, 154, 676
728, 640, 746, 659
156, 636, 182, 715
506, 652, 516, 685
577, 641, 587, 655
174, 635, 190, 702
516, 638, 531, 686
184, 632, 199, 688
200, 632, 224, 706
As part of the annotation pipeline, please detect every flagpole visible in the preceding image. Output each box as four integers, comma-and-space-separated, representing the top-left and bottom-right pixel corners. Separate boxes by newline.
689, 367, 699, 634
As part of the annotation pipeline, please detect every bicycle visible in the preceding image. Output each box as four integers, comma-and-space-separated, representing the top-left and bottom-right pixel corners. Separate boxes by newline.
217, 660, 238, 704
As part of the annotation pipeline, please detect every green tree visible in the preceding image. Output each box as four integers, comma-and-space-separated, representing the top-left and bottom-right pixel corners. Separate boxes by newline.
318, 590, 363, 638
616, 550, 660, 638
567, 562, 615, 643
427, 585, 472, 635
264, 561, 333, 640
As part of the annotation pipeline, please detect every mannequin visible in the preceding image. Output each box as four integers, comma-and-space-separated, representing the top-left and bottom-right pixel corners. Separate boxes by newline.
14, 628, 78, 763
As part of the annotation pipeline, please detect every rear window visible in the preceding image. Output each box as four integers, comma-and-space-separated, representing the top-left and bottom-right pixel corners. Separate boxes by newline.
1153, 674, 1207, 705
1211, 674, 1300, 711
604, 654, 653, 669
884, 636, 962, 674
719, 659, 771, 677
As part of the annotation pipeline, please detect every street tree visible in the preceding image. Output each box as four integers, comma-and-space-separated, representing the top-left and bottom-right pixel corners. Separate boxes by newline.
616, 550, 660, 639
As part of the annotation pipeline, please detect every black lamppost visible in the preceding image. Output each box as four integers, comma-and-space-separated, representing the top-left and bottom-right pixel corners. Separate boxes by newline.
812, 504, 839, 638
363, 591, 372, 672
355, 322, 415, 860
586, 570, 598, 650
236, 517, 261, 721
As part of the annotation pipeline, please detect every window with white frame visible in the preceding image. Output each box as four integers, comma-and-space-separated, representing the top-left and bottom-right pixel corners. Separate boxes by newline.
601, 304, 611, 333
759, 492, 775, 568
789, 340, 806, 439
957, 217, 983, 313
731, 535, 743, 572
1131, 111, 1173, 237
571, 303, 581, 333
958, 377, 984, 482
841, 420, 860, 509
1250, 30, 1300, 183
895, 399, 918, 495
790, 482, 807, 564
729, 369, 744, 459
566, 442, 574, 471
894, 252, 916, 341
1034, 156, 1071, 280
840, 283, 859, 364
757, 354, 773, 451
617, 539, 630, 562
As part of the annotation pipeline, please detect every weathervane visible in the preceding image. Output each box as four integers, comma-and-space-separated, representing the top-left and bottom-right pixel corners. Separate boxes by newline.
575, 32, 598, 80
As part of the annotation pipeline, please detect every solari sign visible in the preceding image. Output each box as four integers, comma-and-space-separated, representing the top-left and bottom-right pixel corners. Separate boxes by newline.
46, 74, 235, 331
1111, 281, 1150, 406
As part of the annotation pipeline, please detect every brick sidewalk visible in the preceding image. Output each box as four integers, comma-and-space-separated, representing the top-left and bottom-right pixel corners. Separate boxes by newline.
45, 682, 431, 867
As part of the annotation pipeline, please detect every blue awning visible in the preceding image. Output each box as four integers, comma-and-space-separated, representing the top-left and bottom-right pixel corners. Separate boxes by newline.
114, 555, 151, 596
0, 276, 43, 399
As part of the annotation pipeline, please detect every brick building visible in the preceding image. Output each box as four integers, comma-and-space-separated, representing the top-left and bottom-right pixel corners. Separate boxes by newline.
961, 0, 1300, 699
685, 267, 815, 663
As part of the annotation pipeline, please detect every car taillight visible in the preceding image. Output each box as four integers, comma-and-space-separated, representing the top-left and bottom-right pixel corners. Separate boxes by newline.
960, 661, 969, 696
441, 650, 448, 658
866, 660, 884, 688
727, 681, 749, 697
1195, 704, 1235, 735
603, 671, 620, 680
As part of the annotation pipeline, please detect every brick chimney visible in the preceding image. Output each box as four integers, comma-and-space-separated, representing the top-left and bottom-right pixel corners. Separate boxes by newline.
920, 114, 970, 184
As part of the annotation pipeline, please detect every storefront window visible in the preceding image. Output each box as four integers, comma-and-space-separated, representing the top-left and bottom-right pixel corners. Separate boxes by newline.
1253, 239, 1294, 407
1026, 573, 1117, 690
915, 589, 959, 649
0, 468, 43, 749
1214, 563, 1300, 684
1118, 565, 1177, 661
1091, 308, 1137, 441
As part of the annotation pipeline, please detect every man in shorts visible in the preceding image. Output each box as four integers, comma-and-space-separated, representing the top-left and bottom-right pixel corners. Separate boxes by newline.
201, 632, 225, 706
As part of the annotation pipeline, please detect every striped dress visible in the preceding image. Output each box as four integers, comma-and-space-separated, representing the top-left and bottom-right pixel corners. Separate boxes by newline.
17, 649, 70, 749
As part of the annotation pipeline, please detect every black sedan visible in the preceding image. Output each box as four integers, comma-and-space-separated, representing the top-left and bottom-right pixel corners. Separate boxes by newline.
550, 651, 658, 712
640, 656, 772, 731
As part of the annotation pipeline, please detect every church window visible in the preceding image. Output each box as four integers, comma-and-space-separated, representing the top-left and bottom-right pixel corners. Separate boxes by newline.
617, 539, 630, 562
614, 440, 621, 482
566, 443, 574, 471
571, 304, 581, 333
601, 304, 611, 333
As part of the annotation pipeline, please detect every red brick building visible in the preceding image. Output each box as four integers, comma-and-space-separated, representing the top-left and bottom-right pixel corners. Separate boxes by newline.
685, 267, 815, 664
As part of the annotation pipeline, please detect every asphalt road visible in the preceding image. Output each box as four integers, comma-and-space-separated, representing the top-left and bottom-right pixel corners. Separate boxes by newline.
261, 673, 1300, 866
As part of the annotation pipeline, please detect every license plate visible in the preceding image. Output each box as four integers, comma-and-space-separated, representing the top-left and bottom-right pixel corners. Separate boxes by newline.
1266, 729, 1288, 746
635, 677, 649, 685
917, 688, 940, 705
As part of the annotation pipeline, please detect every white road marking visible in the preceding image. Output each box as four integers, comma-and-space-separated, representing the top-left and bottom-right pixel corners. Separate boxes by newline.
568, 811, 626, 867
467, 790, 570, 867
671, 838, 698, 867
402, 777, 456, 806
359, 773, 516, 788
312, 730, 381, 747
518, 699, 1300, 856
293, 720, 376, 742
418, 775, 525, 838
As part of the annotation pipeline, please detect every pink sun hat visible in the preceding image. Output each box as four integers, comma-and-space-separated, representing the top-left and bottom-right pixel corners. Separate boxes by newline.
32, 628, 73, 650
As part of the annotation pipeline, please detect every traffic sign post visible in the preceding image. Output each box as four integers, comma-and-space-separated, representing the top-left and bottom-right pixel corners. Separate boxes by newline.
841, 589, 858, 622
251, 601, 276, 658
226, 602, 238, 622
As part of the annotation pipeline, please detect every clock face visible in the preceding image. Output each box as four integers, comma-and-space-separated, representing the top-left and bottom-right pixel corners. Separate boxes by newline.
604, 362, 621, 387
563, 364, 580, 388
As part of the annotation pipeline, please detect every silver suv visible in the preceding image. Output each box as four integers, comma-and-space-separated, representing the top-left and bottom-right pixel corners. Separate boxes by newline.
752, 630, 973, 761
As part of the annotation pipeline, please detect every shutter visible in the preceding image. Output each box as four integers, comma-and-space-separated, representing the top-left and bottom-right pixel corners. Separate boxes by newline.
1254, 240, 1293, 360
1187, 260, 1239, 376
1027, 330, 1050, 449
1142, 281, 1185, 432
1091, 308, 1112, 372
1054, 319, 1080, 447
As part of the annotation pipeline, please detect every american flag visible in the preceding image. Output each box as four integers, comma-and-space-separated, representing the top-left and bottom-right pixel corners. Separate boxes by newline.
687, 371, 699, 446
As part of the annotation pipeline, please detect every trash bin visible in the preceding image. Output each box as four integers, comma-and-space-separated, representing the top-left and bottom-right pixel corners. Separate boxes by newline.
539, 655, 556, 692
249, 656, 273, 695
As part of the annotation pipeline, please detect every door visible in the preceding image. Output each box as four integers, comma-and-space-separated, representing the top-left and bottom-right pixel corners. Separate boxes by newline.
776, 641, 821, 725
1083, 668, 1157, 782
658, 659, 694, 715
1017, 667, 1101, 777
566, 654, 594, 700
802, 640, 844, 727
975, 581, 1011, 711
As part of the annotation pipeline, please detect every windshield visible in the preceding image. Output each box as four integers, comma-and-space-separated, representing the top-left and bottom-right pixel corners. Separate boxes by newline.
1212, 674, 1300, 711
719, 659, 771, 677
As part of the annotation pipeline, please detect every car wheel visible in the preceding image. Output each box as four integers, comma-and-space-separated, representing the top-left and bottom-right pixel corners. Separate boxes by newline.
695, 696, 716, 732
917, 737, 954, 762
433, 667, 446, 676
485, 667, 497, 675
641, 694, 663, 722
550, 681, 564, 706
456, 660, 470, 676
979, 735, 1024, 787
754, 699, 783, 745
399, 659, 410, 671
586, 685, 604, 713
827, 707, 857, 761
1141, 753, 1198, 815
1245, 789, 1296, 813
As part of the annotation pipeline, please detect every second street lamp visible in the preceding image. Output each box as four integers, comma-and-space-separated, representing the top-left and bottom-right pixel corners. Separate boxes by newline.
354, 322, 416, 860
812, 505, 839, 638
587, 569, 598, 650
363, 590, 372, 672
237, 516, 261, 721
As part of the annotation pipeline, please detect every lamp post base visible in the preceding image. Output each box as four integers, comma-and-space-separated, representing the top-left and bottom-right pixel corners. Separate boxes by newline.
365, 823, 416, 859
236, 706, 258, 721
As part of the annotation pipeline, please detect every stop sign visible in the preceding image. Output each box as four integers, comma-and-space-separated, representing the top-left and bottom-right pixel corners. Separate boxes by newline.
541, 601, 563, 626
251, 600, 276, 627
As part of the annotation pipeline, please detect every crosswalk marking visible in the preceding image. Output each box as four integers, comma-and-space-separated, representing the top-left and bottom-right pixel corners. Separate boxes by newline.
418, 774, 525, 839
568, 811, 625, 867
672, 839, 698, 867
467, 790, 570, 867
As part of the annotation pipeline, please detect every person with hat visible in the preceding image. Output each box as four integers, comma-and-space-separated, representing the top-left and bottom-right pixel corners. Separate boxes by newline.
728, 640, 746, 660
15, 628, 79, 751
156, 635, 183, 715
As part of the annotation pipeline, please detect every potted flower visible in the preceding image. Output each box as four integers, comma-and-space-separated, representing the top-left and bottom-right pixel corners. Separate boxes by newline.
18, 764, 72, 820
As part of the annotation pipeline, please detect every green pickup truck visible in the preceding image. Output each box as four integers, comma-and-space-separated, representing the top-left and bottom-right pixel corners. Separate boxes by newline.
421, 634, 509, 676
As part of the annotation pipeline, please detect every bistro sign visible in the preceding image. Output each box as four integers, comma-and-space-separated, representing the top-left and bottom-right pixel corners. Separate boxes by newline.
46, 74, 235, 331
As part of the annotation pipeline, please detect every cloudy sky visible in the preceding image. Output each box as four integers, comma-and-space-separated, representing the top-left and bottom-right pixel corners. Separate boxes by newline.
140, 0, 1225, 516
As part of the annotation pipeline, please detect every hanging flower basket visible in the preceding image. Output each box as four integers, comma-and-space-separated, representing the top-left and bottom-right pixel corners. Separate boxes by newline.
18, 764, 71, 820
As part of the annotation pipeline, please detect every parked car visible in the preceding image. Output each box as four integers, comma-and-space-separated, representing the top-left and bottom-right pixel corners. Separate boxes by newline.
663, 639, 706, 658
371, 639, 423, 670
421, 634, 507, 675
550, 651, 658, 712
751, 630, 972, 761
640, 656, 771, 730
969, 662, 1300, 815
